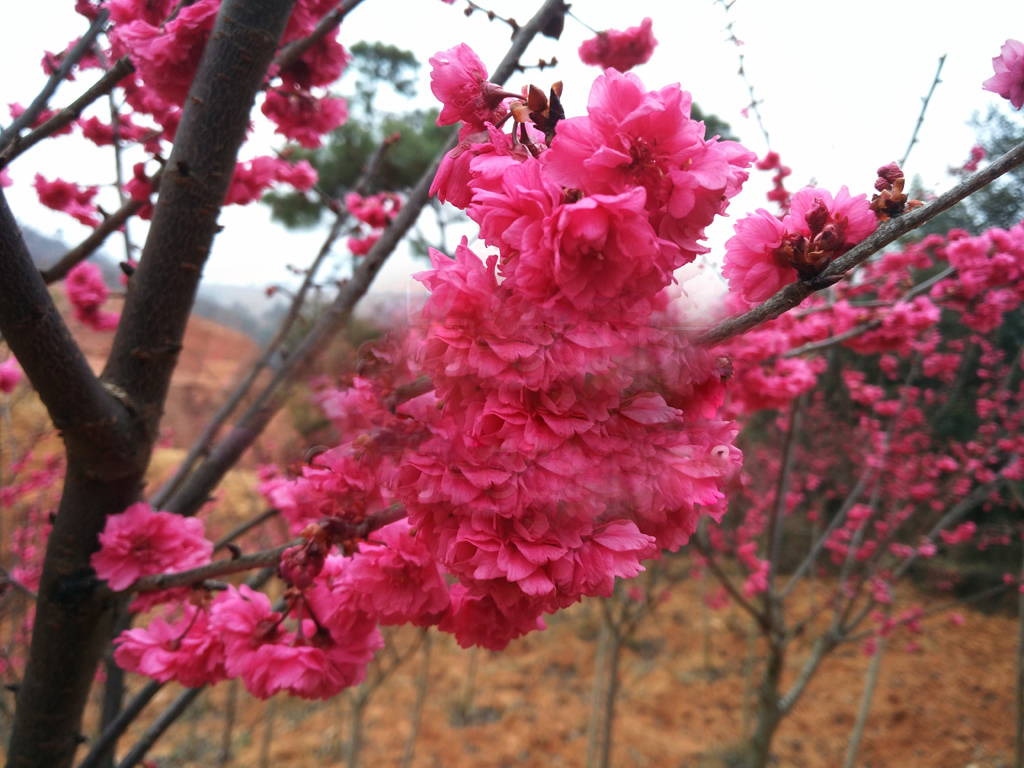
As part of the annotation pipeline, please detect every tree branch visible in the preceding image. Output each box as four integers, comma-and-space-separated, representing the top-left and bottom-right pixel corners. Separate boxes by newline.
127, 503, 406, 593
151, 133, 394, 508
900, 54, 946, 168
0, 57, 135, 169
696, 138, 1024, 348
102, 0, 298, 426
0, 10, 110, 153
41, 195, 150, 285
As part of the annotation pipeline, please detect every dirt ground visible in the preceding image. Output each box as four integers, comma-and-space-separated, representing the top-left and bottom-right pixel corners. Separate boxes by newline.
79, 572, 1018, 768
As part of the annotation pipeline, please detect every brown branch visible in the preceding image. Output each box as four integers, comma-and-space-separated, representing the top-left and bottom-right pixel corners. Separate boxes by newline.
41, 194, 150, 284
161, 0, 569, 518
102, 0, 298, 424
0, 10, 110, 153
128, 503, 406, 593
273, 0, 364, 73
151, 133, 394, 508
5, 2, 299, 767
696, 138, 1024, 348
213, 507, 280, 551
692, 537, 768, 628
0, 57, 135, 169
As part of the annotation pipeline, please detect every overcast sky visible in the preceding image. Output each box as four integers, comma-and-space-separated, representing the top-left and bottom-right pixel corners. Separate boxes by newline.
1, 0, 1022, 301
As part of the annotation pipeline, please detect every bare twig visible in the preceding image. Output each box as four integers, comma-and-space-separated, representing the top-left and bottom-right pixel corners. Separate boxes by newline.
900, 55, 946, 167
692, 536, 768, 628
113, 687, 205, 768
212, 508, 280, 551
696, 138, 1024, 348
0, 10, 110, 153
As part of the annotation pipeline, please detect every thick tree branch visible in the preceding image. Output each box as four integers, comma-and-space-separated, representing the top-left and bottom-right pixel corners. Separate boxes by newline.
102, 0, 298, 426
0, 57, 135, 169
0, 10, 110, 153
0, 190, 125, 437
162, 0, 569, 517
696, 138, 1024, 348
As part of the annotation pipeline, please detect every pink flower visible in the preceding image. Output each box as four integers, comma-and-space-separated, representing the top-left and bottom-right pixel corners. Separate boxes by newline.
542, 70, 755, 259
332, 520, 451, 626
722, 209, 790, 303
262, 88, 348, 148
64, 263, 121, 332
114, 606, 227, 687
0, 168, 11, 188
225, 156, 318, 206
0, 358, 22, 394
723, 186, 876, 303
429, 44, 517, 136
91, 502, 213, 591
438, 585, 546, 651
33, 174, 100, 227
111, 0, 219, 105
212, 585, 383, 700
983, 39, 1024, 110
578, 18, 657, 73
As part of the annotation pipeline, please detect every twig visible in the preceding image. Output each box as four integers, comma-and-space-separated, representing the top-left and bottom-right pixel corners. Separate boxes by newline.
74, 568, 276, 768
0, 58, 135, 169
212, 508, 280, 551
692, 537, 768, 628
842, 635, 885, 768
0, 10, 110, 153
696, 137, 1024, 348
113, 687, 205, 768
40, 195, 150, 284
900, 55, 946, 168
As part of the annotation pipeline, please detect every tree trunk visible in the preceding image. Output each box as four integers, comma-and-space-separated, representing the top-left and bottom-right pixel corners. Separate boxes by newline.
749, 639, 785, 768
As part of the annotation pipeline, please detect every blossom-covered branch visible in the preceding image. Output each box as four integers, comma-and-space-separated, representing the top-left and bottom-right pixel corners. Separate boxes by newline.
697, 137, 1024, 348
0, 57, 136, 169
0, 10, 110, 153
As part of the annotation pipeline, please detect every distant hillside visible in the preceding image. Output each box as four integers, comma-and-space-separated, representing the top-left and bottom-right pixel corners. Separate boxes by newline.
18, 224, 288, 342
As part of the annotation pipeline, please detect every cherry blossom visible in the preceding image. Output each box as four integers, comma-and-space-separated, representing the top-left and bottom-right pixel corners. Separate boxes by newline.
578, 18, 658, 73
983, 39, 1024, 109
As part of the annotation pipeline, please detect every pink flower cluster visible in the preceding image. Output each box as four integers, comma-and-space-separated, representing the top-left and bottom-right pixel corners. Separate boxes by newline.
345, 191, 402, 256
394, 54, 749, 647
110, 515, 455, 698
723, 186, 877, 304
33, 174, 100, 227
224, 156, 318, 206
578, 18, 658, 73
63, 262, 120, 332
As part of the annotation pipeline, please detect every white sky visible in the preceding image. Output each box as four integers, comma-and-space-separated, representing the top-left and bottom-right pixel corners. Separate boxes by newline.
1, 0, 1022, 302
